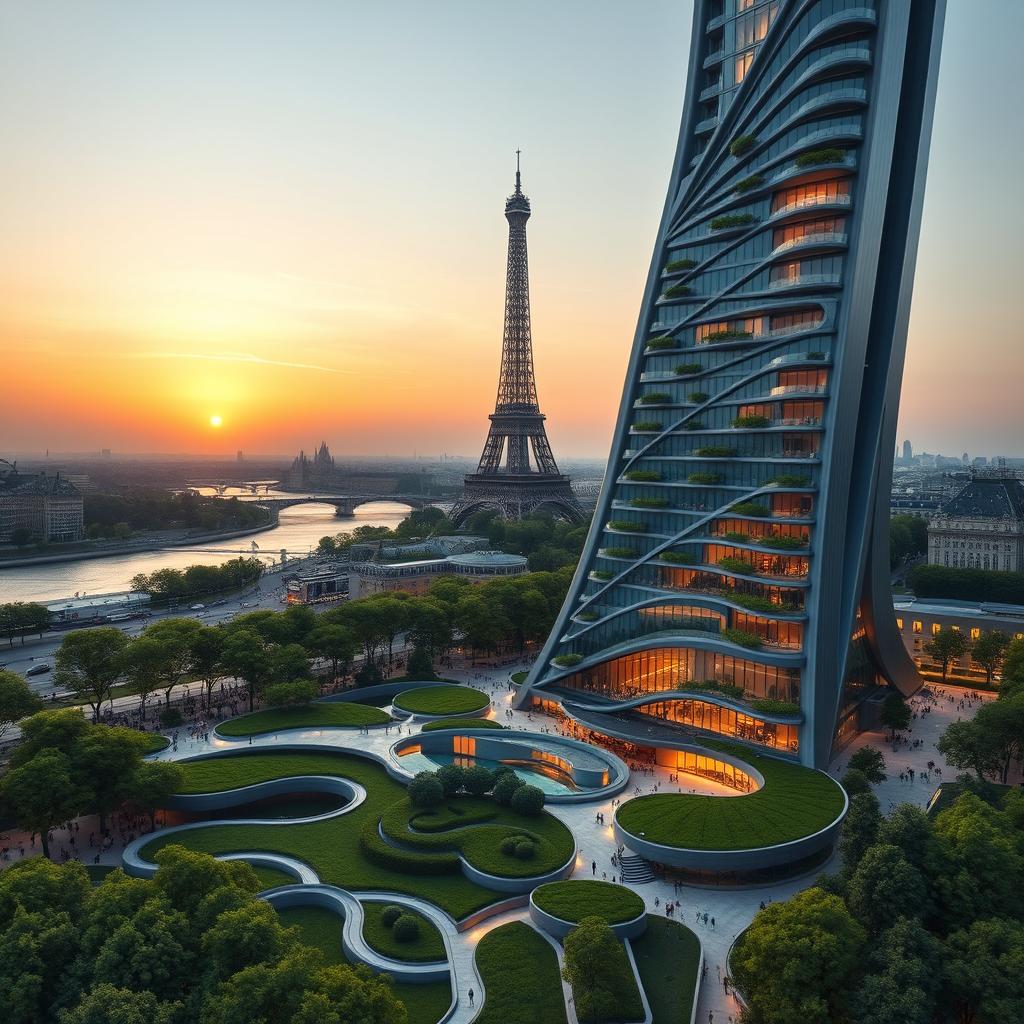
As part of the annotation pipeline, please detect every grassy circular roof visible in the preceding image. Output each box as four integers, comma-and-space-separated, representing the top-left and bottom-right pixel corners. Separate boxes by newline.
218, 702, 390, 737
532, 880, 645, 924
392, 685, 490, 716
616, 743, 846, 851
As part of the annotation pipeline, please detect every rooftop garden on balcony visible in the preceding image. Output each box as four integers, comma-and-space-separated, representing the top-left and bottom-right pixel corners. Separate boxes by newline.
630, 497, 669, 509
794, 147, 846, 167
632, 421, 663, 432
576, 610, 599, 621
729, 134, 758, 157
602, 547, 637, 559
689, 472, 723, 484
722, 590, 785, 613
625, 469, 662, 482
662, 283, 694, 299
702, 329, 753, 342
688, 391, 709, 403
665, 257, 698, 273
749, 697, 802, 717
710, 213, 756, 230
732, 414, 771, 429
734, 173, 764, 194
608, 520, 646, 533
553, 653, 583, 668
731, 501, 770, 517
675, 362, 703, 376
660, 551, 695, 565
639, 392, 672, 404
722, 627, 763, 649
683, 419, 705, 431
769, 474, 811, 486
592, 570, 614, 581
532, 880, 644, 925
695, 445, 737, 457
646, 336, 678, 350
718, 556, 754, 574
759, 534, 808, 551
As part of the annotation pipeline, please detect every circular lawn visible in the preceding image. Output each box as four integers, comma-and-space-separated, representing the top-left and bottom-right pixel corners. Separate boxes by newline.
217, 701, 390, 737
392, 685, 490, 717
531, 879, 644, 925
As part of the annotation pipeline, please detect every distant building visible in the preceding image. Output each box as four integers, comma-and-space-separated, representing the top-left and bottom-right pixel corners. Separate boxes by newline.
47, 591, 150, 624
928, 472, 1024, 571
285, 566, 350, 606
0, 467, 84, 544
287, 441, 336, 488
902, 439, 913, 463
236, 450, 244, 463
353, 550, 528, 598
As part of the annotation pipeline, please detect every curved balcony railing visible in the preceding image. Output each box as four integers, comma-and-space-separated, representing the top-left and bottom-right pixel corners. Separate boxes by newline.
768, 384, 828, 397
768, 273, 842, 291
770, 232, 847, 259
771, 193, 852, 220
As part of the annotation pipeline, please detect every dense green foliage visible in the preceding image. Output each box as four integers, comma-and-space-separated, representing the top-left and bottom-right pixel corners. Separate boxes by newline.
710, 213, 756, 229
361, 903, 445, 963
0, 602, 51, 645
0, 669, 43, 737
131, 557, 263, 604
474, 922, 568, 1024
889, 513, 928, 568
419, 717, 505, 732
631, 916, 701, 1024
909, 563, 1024, 604
217, 701, 390, 736
562, 916, 644, 1024
84, 490, 267, 539
392, 685, 489, 716
730, 134, 758, 156
532, 880, 643, 925
616, 743, 845, 850
0, 849, 405, 1024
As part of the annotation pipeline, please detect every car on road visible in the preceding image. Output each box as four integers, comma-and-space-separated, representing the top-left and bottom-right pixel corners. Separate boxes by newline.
26, 663, 51, 677
189, 603, 206, 611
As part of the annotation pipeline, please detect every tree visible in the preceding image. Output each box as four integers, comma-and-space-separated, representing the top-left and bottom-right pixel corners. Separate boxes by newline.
220, 630, 272, 711
561, 917, 641, 1023
731, 888, 866, 1024
972, 695, 1024, 782
840, 791, 882, 873
408, 772, 444, 808
73, 726, 152, 834
922, 627, 970, 680
202, 900, 292, 981
1000, 636, 1024, 687
264, 680, 318, 707
0, 602, 51, 646
840, 767, 873, 798
190, 626, 225, 708
405, 645, 436, 680
10, 707, 91, 766
127, 760, 183, 828
943, 917, 1024, 1024
971, 629, 1010, 685
847, 745, 886, 783
0, 907, 81, 1024
55, 627, 129, 722
268, 643, 311, 685
143, 617, 203, 708
852, 917, 942, 1024
879, 691, 911, 740
59, 984, 180, 1024
0, 749, 88, 857
510, 784, 545, 815
304, 624, 356, 685
0, 670, 42, 739
937, 719, 1002, 781
846, 844, 928, 935
123, 636, 166, 719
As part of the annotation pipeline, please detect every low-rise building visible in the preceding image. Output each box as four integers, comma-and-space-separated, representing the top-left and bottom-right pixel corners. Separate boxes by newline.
47, 591, 151, 625
928, 472, 1024, 572
0, 468, 84, 544
353, 550, 528, 597
285, 566, 351, 606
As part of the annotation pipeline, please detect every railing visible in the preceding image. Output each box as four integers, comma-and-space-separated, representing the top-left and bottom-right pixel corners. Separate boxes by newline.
771, 193, 852, 219
768, 273, 842, 291
768, 384, 828, 397
770, 232, 847, 258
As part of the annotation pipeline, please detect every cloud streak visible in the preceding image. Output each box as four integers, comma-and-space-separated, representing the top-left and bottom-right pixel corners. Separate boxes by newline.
135, 351, 344, 373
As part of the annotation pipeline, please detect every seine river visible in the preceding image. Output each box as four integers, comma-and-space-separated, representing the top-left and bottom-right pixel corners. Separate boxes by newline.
0, 496, 414, 605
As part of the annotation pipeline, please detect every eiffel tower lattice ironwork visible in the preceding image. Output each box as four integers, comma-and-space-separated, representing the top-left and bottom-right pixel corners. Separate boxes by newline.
451, 154, 584, 528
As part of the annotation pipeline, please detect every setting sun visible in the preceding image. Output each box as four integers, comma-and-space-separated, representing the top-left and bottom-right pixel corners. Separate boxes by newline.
209, 414, 223, 428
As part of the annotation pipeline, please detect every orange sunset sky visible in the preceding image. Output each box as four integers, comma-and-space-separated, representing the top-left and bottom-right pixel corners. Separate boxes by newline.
1, 1, 1021, 460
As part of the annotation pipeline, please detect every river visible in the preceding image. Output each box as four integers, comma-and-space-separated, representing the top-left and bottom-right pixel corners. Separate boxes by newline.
0, 497, 415, 605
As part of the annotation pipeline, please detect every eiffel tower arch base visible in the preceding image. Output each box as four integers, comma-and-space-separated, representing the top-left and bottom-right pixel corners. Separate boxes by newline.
450, 474, 585, 528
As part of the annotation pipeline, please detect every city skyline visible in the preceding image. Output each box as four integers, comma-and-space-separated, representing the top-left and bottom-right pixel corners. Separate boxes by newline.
1, 0, 1021, 459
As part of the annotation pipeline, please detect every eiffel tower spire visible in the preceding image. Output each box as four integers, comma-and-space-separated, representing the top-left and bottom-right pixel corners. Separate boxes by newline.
451, 156, 584, 527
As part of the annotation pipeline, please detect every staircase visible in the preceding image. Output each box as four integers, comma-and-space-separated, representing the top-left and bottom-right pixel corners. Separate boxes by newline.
618, 854, 656, 884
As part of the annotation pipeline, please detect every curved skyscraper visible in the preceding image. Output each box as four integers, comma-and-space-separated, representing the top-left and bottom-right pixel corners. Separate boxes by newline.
518, 0, 945, 769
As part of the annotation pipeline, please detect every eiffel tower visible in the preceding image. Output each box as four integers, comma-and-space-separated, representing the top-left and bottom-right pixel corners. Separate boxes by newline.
451, 154, 584, 528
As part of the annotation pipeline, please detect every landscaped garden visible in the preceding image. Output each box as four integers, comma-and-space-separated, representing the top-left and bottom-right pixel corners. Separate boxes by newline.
392, 684, 490, 716
532, 879, 644, 924
216, 700, 391, 736
420, 716, 506, 732
474, 921, 567, 1024
139, 749, 573, 917
616, 742, 845, 850
631, 916, 701, 1024
361, 901, 446, 962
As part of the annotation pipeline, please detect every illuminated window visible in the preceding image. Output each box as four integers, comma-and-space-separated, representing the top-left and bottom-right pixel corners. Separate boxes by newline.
735, 50, 754, 84
971, 627, 981, 640
932, 623, 941, 636
896, 617, 903, 630
913, 621, 922, 634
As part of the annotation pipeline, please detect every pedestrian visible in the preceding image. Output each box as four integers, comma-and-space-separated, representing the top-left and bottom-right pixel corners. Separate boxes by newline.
592, 860, 596, 876
468, 988, 474, 1007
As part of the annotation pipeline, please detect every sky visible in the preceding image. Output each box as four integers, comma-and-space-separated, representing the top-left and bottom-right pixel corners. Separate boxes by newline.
0, 0, 1020, 460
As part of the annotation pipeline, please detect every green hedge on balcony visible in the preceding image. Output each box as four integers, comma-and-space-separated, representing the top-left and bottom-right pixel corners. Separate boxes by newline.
688, 391, 709, 403
732, 414, 771, 429
734, 174, 764, 194
794, 147, 845, 167
770, 474, 811, 487
682, 679, 745, 701
702, 329, 753, 342
675, 363, 702, 376
602, 547, 636, 559
662, 283, 694, 299
759, 535, 807, 551
632, 421, 662, 432
682, 419, 704, 431
592, 570, 613, 581
646, 336, 678, 350
660, 551, 695, 565
721, 628, 763, 649
749, 698, 801, 717
722, 590, 778, 613
688, 472, 722, 484
640, 392, 671, 404
729, 134, 758, 157
722, 530, 750, 543
630, 498, 669, 509
553, 653, 583, 668
731, 502, 770, 517
608, 520, 645, 533
665, 257, 698, 273
710, 213, 756, 230
576, 610, 599, 622
718, 556, 754, 574
625, 470, 662, 482
695, 446, 737, 457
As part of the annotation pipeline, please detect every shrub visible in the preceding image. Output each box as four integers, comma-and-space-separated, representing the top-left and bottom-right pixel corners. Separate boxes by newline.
718, 556, 753, 573
770, 474, 811, 486
841, 767, 873, 798
675, 363, 702, 375
553, 653, 583, 668
631, 421, 662, 432
510, 784, 546, 816
759, 534, 807, 550
682, 679, 745, 701
688, 472, 722, 484
408, 772, 445, 809
514, 838, 538, 860
493, 773, 526, 806
732, 502, 769, 517
264, 680, 317, 707
730, 134, 757, 157
630, 498, 668, 508
702, 329, 753, 341
689, 391, 709, 402
795, 147, 845, 167
607, 520, 645, 532
577, 610, 599, 621
665, 257, 698, 272
722, 627, 763, 649
646, 336, 678, 350
662, 283, 694, 299
908, 564, 1024, 605
500, 836, 519, 855
724, 591, 778, 613
639, 392, 671, 404
710, 213, 756, 230
750, 698, 802, 717
734, 173, 764, 194
625, 470, 661, 481
660, 551, 695, 564
436, 763, 466, 796
380, 905, 404, 927
392, 914, 421, 943
723, 531, 750, 543
464, 767, 497, 795
695, 446, 736, 457
732, 414, 771, 428
602, 547, 635, 559
592, 570, 613, 581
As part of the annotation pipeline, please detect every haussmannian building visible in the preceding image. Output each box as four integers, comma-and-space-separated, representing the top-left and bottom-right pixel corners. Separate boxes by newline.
0, 469, 84, 544
517, 0, 946, 769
